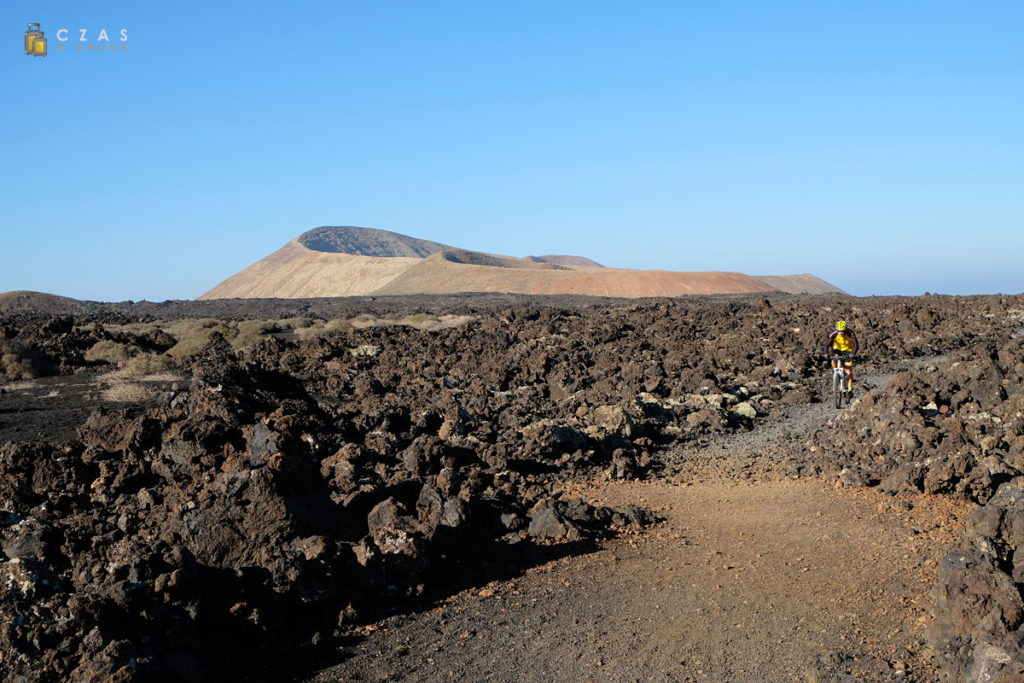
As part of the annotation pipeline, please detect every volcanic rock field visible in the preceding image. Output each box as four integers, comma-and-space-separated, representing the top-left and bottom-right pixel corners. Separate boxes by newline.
1, 292, 1023, 681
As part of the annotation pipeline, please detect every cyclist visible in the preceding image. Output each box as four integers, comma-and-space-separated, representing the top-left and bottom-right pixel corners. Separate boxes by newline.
824, 320, 859, 398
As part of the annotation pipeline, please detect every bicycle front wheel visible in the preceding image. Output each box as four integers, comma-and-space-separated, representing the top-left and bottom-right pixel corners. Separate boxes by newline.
833, 371, 843, 409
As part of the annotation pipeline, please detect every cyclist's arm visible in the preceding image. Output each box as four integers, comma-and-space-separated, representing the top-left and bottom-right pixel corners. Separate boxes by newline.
852, 334, 859, 355
824, 331, 837, 355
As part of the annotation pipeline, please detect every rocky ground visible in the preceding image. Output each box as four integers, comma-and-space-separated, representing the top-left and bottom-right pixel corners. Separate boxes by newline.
0, 292, 1022, 681
310, 360, 970, 683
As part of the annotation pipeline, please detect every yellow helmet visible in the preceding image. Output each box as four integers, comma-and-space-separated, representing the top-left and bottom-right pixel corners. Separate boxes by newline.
836, 320, 847, 331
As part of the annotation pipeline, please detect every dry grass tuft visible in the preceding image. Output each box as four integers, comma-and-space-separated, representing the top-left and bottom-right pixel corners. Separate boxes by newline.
2, 379, 40, 391
92, 313, 473, 364
400, 313, 475, 331
0, 340, 37, 382
102, 352, 182, 400
113, 353, 177, 377
101, 377, 155, 403
348, 314, 380, 330
274, 317, 317, 330
163, 319, 292, 356
85, 340, 140, 365
165, 320, 237, 358
345, 312, 475, 332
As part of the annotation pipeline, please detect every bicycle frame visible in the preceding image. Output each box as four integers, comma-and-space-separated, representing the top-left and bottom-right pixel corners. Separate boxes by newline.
831, 354, 852, 408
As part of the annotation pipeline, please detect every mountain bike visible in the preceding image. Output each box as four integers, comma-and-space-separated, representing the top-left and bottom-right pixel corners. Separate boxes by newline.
829, 353, 853, 408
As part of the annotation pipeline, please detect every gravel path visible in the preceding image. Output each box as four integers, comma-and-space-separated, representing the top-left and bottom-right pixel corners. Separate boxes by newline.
308, 358, 971, 682
659, 360, 898, 484
309, 480, 967, 682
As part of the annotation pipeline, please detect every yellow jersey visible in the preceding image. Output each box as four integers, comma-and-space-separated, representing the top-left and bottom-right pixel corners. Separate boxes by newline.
830, 331, 856, 352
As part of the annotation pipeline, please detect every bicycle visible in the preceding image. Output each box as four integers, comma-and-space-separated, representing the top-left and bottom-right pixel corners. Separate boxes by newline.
828, 353, 854, 408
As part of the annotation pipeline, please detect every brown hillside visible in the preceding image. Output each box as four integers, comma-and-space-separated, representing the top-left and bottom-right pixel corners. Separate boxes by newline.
199, 226, 845, 300
200, 241, 420, 299
376, 253, 774, 297
754, 274, 845, 295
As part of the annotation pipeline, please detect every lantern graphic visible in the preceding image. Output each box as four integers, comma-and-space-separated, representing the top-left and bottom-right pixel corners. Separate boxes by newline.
25, 23, 46, 57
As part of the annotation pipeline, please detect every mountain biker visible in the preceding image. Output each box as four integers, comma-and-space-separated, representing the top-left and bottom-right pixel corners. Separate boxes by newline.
824, 320, 859, 397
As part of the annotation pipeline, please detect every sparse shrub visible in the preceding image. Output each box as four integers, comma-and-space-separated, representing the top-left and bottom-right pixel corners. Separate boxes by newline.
324, 318, 351, 333
168, 335, 208, 359
163, 318, 308, 356
349, 314, 380, 329
296, 323, 328, 340
282, 318, 350, 340
167, 323, 238, 359
101, 377, 154, 403
229, 333, 262, 350
274, 317, 316, 330
84, 340, 140, 365
89, 321, 160, 336
2, 379, 39, 391
114, 352, 176, 377
403, 312, 436, 324
439, 314, 475, 329
401, 313, 441, 330
236, 320, 278, 337
228, 320, 280, 350
0, 340, 36, 383
162, 318, 225, 341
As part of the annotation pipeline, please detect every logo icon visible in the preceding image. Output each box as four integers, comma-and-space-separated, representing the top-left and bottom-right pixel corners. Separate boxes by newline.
25, 23, 46, 57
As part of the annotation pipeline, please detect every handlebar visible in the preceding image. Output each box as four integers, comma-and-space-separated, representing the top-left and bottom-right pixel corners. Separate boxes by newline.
821, 353, 857, 362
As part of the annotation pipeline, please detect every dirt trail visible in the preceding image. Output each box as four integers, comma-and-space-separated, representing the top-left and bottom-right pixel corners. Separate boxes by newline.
311, 479, 966, 682
310, 360, 971, 682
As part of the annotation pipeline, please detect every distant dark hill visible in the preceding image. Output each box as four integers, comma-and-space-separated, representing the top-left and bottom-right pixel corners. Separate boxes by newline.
297, 226, 453, 258
439, 249, 569, 270
529, 255, 605, 268
0, 291, 100, 315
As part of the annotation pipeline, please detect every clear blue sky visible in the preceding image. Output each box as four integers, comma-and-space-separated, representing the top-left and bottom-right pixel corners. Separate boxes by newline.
3, 1, 1022, 300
